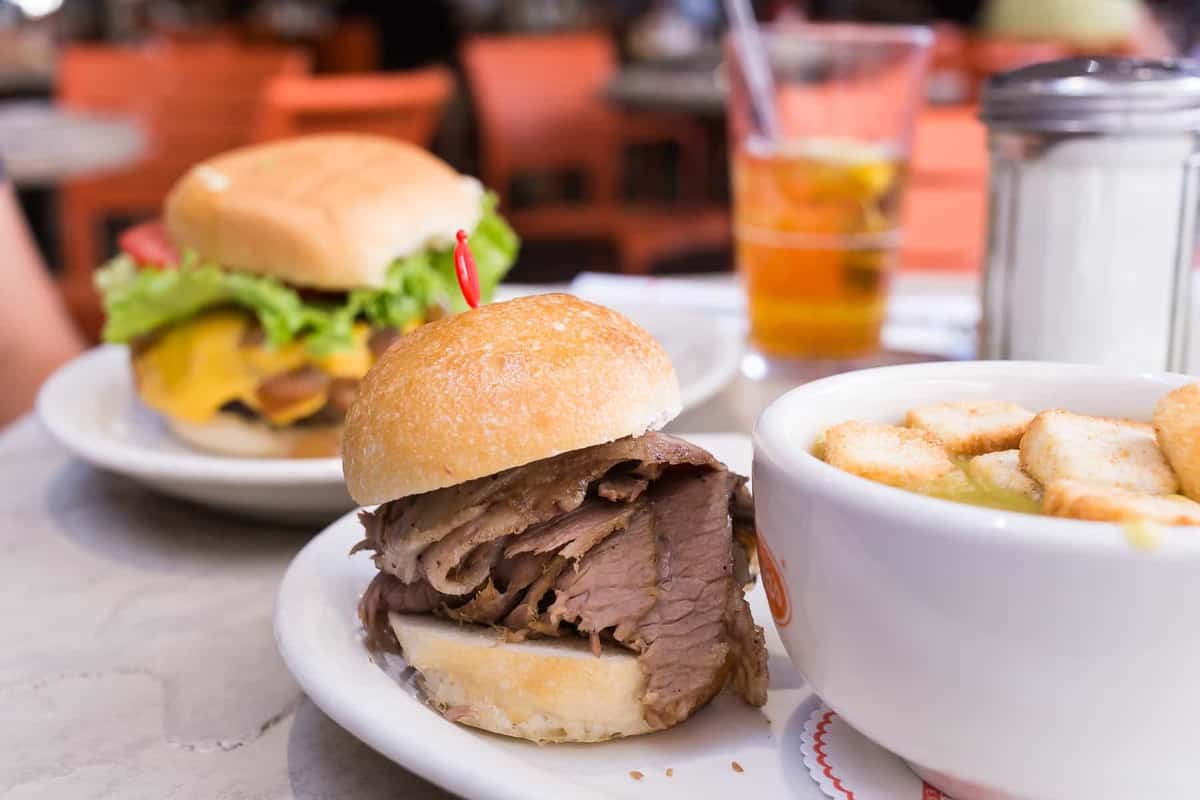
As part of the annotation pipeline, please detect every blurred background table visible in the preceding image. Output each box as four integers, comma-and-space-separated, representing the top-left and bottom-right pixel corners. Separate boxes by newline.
606, 62, 725, 116
0, 101, 145, 186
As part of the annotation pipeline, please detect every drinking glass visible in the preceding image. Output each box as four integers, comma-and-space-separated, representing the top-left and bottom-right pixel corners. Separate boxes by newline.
727, 24, 932, 359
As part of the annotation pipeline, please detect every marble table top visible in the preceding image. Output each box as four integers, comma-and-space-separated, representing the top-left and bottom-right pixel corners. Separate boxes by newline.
0, 416, 455, 799
1, 342, 936, 798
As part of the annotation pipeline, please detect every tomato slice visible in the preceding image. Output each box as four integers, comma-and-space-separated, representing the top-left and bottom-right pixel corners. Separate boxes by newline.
118, 221, 180, 267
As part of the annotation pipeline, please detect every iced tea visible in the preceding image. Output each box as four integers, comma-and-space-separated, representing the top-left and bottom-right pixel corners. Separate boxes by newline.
733, 138, 907, 358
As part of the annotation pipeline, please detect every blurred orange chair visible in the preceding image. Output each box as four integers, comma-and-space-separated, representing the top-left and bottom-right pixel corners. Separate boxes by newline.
902, 105, 989, 272
461, 33, 726, 275
314, 17, 382, 74
57, 42, 308, 338
967, 38, 1071, 90
253, 68, 453, 146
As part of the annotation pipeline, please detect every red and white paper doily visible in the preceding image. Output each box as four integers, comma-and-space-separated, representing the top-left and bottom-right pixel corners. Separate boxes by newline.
800, 704, 955, 800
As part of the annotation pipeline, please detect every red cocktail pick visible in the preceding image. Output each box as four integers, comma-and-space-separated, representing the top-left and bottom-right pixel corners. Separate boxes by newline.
453, 230, 481, 309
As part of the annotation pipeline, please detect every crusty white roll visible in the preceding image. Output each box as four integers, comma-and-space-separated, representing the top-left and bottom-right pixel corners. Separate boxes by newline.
390, 613, 655, 743
168, 413, 341, 459
342, 293, 682, 504
164, 133, 484, 290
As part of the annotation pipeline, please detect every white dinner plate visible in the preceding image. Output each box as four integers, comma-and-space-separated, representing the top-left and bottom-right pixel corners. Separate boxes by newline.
275, 434, 826, 800
37, 345, 350, 523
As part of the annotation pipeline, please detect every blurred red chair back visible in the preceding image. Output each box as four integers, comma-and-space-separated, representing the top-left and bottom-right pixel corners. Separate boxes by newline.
314, 17, 382, 73
461, 33, 622, 204
57, 42, 308, 338
903, 106, 989, 273
253, 69, 453, 146
461, 33, 726, 275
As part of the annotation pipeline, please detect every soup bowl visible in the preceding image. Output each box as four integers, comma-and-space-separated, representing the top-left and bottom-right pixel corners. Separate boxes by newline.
752, 361, 1200, 800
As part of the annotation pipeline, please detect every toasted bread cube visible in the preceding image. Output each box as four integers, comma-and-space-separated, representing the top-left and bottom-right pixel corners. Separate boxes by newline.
824, 421, 958, 489
1154, 383, 1200, 501
905, 400, 1035, 456
967, 450, 1041, 500
1019, 410, 1178, 495
1043, 480, 1200, 525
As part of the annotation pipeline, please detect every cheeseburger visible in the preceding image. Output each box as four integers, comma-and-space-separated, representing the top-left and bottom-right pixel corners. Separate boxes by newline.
345, 294, 767, 743
96, 134, 517, 457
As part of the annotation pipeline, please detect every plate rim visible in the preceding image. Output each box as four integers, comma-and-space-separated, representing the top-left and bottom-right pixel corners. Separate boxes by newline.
36, 345, 344, 485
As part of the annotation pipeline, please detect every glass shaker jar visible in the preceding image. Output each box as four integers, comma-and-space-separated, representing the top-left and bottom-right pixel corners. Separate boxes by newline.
979, 58, 1200, 371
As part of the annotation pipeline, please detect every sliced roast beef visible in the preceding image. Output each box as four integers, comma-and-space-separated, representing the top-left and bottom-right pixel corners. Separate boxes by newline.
355, 434, 719, 589
358, 572, 456, 650
547, 502, 658, 645
725, 571, 770, 707
634, 472, 763, 725
504, 500, 638, 562
443, 551, 554, 625
503, 555, 569, 633
732, 476, 754, 529
354, 432, 768, 723
596, 474, 650, 503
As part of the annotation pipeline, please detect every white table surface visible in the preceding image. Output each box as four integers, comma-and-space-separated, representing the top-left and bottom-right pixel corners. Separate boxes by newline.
0, 274, 981, 798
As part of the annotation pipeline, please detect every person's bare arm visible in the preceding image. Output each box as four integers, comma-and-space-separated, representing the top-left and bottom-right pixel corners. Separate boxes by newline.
0, 177, 84, 427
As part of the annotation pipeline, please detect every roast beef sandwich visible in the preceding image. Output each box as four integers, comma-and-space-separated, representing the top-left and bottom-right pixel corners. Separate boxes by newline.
94, 133, 517, 458
344, 293, 767, 743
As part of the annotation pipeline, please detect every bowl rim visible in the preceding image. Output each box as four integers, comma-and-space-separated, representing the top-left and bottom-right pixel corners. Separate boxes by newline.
753, 359, 1200, 556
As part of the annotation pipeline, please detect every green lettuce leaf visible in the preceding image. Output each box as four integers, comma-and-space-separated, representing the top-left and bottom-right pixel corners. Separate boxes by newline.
96, 195, 519, 355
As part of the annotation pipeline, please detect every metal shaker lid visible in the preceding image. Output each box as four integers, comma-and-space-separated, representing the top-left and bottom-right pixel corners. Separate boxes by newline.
980, 57, 1200, 133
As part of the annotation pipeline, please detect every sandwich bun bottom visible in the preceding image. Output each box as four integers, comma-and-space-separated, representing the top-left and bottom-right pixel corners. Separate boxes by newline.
389, 612, 655, 743
168, 413, 342, 459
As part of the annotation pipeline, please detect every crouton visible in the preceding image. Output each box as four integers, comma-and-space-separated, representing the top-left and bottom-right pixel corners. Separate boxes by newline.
1019, 410, 1178, 495
1154, 383, 1200, 502
906, 400, 1035, 456
823, 421, 958, 489
1043, 479, 1200, 525
967, 450, 1041, 501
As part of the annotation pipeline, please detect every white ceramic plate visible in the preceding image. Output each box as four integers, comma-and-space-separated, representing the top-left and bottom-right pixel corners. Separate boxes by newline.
275, 434, 825, 800
36, 345, 350, 523
495, 286, 744, 410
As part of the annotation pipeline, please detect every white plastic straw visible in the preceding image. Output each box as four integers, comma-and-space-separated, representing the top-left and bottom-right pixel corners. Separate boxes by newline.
724, 0, 779, 141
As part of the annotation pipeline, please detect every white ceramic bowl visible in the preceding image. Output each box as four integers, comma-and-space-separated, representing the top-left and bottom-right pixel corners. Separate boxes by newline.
752, 361, 1200, 800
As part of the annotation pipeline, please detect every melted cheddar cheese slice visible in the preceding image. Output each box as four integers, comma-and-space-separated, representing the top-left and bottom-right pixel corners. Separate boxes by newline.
132, 310, 377, 425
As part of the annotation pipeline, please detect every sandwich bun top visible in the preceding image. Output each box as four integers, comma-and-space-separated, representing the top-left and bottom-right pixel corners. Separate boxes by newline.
342, 294, 681, 504
164, 134, 483, 290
